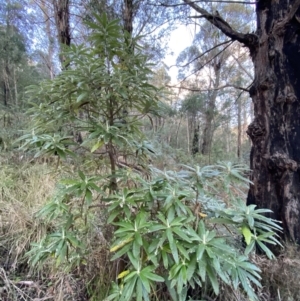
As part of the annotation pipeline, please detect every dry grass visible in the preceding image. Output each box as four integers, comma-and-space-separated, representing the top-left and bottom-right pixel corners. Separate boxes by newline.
0, 163, 56, 269
256, 244, 300, 301
0, 162, 55, 300
0, 161, 114, 300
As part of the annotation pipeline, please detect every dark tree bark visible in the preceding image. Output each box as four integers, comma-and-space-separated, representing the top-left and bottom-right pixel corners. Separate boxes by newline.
53, 0, 71, 46
247, 0, 300, 243
52, 0, 71, 65
122, 0, 141, 46
183, 0, 300, 243
3, 81, 7, 106
123, 0, 134, 35
192, 125, 199, 155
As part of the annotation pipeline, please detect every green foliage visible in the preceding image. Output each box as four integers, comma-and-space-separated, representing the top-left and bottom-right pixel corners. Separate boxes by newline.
25, 161, 281, 300
0, 24, 46, 109
181, 93, 206, 115
212, 201, 282, 259
18, 14, 159, 170
104, 163, 280, 301
20, 11, 159, 275
0, 25, 25, 66
0, 22, 49, 155
17, 132, 76, 159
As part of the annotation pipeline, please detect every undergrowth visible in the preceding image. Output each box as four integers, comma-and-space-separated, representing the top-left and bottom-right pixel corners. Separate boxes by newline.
0, 157, 283, 301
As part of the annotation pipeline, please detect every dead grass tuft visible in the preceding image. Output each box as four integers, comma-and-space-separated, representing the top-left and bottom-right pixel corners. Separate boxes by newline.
256, 244, 300, 301
0, 162, 115, 300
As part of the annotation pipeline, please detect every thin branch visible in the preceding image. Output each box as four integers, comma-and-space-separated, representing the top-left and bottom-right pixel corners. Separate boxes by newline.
234, 85, 249, 103
183, 0, 258, 50
170, 39, 232, 69
168, 83, 249, 92
192, 0, 257, 3
158, 0, 257, 7
177, 40, 234, 83
231, 53, 254, 80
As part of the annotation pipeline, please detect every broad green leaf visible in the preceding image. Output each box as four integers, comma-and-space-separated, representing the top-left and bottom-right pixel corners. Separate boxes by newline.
206, 264, 219, 295
172, 227, 192, 242
166, 228, 179, 263
121, 275, 138, 301
78, 170, 85, 181
196, 244, 206, 261
85, 189, 93, 205
141, 269, 164, 282
257, 240, 275, 259
128, 251, 140, 271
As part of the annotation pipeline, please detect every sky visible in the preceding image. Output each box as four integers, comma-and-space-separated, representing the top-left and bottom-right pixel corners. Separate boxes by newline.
163, 25, 195, 83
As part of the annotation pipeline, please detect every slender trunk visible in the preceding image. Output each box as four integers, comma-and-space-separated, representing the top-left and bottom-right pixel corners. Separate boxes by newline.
242, 98, 248, 141
176, 114, 182, 148
167, 117, 173, 145
198, 121, 201, 155
201, 61, 221, 155
13, 67, 18, 107
192, 125, 199, 155
225, 109, 230, 153
3, 81, 7, 106
41, 0, 55, 79
247, 0, 300, 243
237, 97, 242, 159
107, 141, 117, 192
121, 0, 138, 120
186, 113, 190, 154
3, 65, 10, 106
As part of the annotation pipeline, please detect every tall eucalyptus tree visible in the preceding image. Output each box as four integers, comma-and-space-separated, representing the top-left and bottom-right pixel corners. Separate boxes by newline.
176, 0, 300, 243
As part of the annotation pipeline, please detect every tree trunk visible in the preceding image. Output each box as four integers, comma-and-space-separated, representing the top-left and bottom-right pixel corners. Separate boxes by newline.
183, 0, 300, 244
192, 125, 199, 155
3, 81, 7, 106
201, 61, 221, 155
237, 96, 242, 159
123, 0, 134, 35
52, 0, 71, 65
41, 0, 55, 79
13, 67, 18, 107
186, 113, 190, 154
247, 0, 300, 243
176, 114, 182, 148
3, 66, 10, 106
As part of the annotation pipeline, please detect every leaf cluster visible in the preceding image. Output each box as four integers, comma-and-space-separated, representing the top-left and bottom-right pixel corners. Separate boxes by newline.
104, 162, 281, 301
